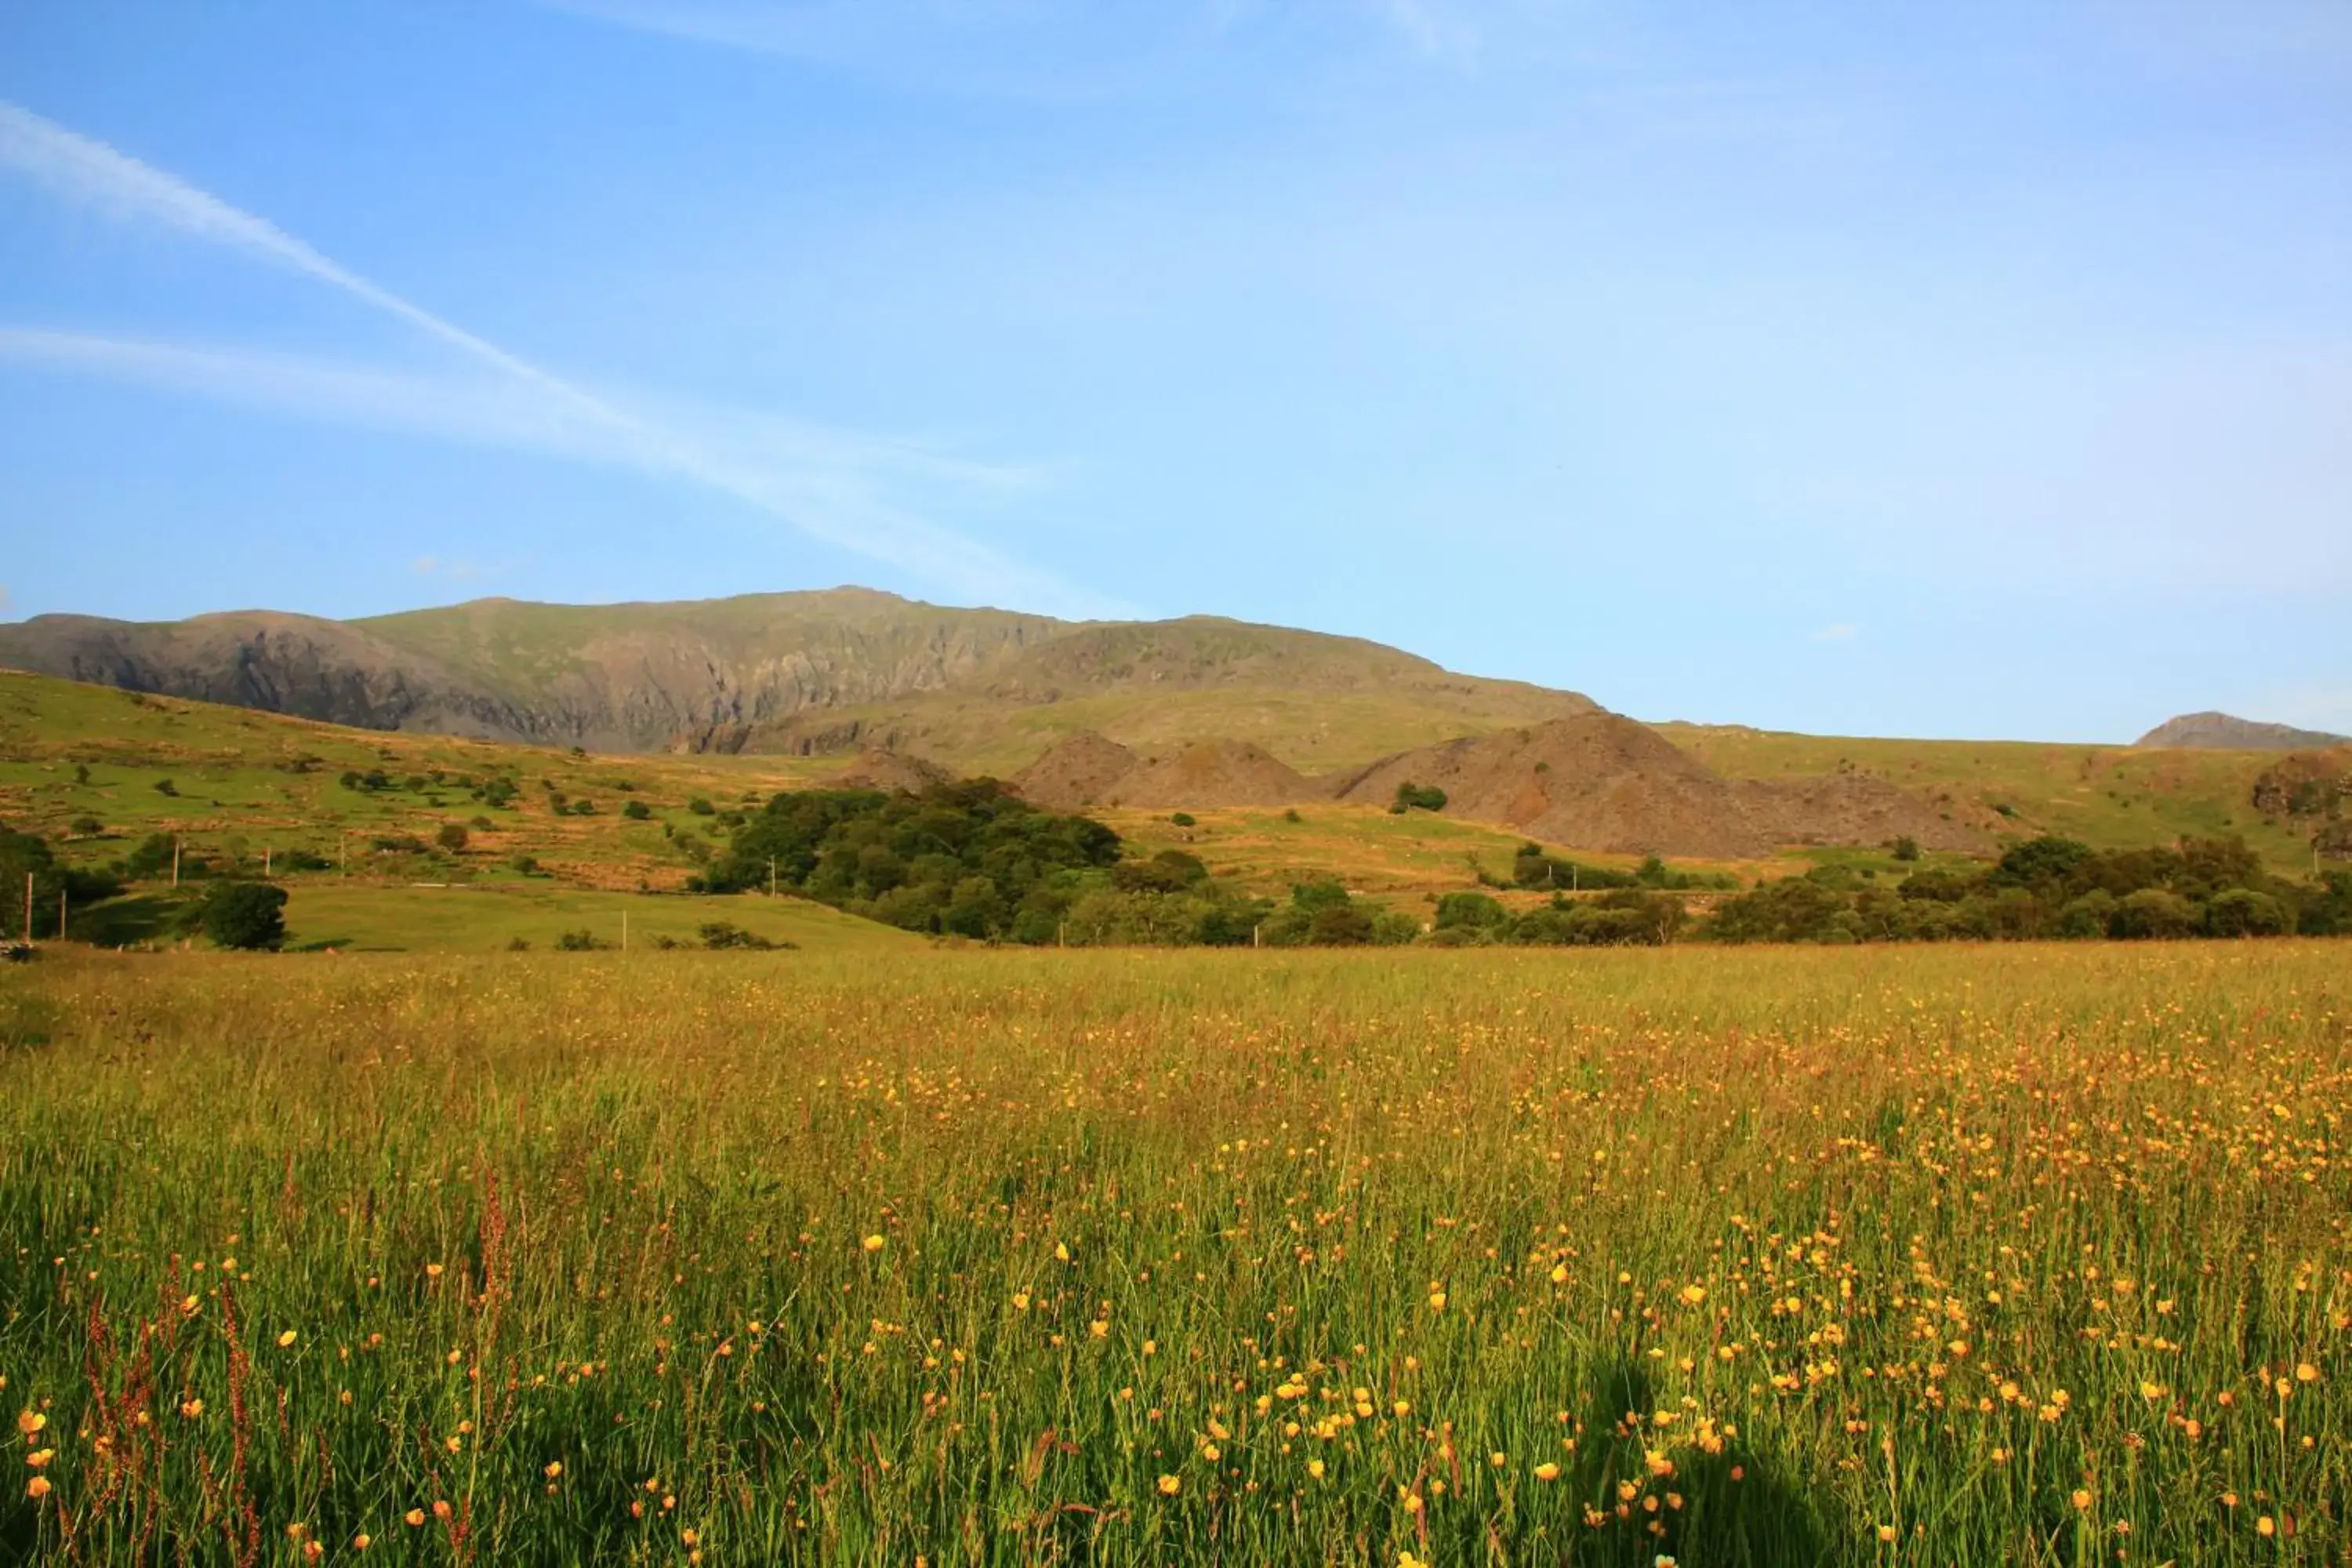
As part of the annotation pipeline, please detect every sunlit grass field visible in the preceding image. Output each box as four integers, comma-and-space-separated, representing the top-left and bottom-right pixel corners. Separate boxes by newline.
2, 943, 2346, 1564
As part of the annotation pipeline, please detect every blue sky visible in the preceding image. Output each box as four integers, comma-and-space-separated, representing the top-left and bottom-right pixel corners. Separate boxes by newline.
2, 1, 2347, 742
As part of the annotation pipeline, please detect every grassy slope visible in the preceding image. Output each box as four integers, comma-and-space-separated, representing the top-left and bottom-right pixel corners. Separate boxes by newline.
1, 670, 1676, 909
776, 687, 1584, 778
1659, 722, 2314, 869
6, 666, 2322, 954
0, 668, 834, 887
279, 884, 918, 954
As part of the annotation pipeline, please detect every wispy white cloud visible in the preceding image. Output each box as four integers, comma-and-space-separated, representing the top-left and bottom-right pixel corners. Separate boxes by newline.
0, 324, 1100, 614
0, 100, 1109, 615
1808, 622, 1858, 644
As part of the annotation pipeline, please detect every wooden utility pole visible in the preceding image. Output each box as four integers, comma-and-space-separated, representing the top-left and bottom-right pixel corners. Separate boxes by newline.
59, 889, 67, 942
172, 836, 182, 888
263, 845, 272, 877
22, 873, 31, 944
621, 910, 630, 952
769, 857, 778, 898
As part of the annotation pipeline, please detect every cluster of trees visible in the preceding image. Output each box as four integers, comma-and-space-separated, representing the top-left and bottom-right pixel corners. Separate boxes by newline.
0, 822, 120, 940
0, 820, 289, 948
705, 781, 1125, 941
1709, 835, 2352, 944
1430, 888, 1686, 946
706, 782, 1448, 948
1507, 843, 1737, 893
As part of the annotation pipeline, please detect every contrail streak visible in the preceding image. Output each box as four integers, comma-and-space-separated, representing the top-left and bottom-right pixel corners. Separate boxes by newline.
0, 100, 1097, 610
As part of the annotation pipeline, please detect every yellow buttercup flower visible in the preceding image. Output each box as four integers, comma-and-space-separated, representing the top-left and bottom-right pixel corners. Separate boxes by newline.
862, 1234, 885, 1253
1156, 1475, 1180, 1496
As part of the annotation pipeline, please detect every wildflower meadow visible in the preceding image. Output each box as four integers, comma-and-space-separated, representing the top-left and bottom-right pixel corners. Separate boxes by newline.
1, 942, 2345, 1564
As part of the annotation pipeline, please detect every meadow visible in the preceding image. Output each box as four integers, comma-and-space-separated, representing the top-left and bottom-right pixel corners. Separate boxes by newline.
2, 942, 2347, 1565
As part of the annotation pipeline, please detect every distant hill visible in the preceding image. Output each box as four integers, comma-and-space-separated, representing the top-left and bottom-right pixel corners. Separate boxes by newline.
0, 588, 1595, 768
2136, 712, 2350, 750
6, 589, 2337, 867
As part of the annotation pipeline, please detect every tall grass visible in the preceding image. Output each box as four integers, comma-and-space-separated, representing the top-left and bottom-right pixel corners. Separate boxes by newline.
1, 943, 2346, 1564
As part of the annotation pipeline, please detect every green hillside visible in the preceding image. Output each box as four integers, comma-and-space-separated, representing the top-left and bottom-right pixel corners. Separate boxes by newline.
0, 589, 1594, 757
5, 665, 2331, 962
0, 670, 1647, 948
0, 667, 830, 893
1658, 723, 2318, 868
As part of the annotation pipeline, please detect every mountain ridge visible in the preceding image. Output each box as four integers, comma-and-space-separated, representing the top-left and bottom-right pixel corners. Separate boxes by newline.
2136, 712, 2350, 751
0, 588, 1596, 767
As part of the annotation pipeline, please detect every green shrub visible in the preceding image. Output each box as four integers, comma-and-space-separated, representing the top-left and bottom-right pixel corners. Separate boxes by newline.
699, 921, 780, 951
1435, 891, 1507, 931
1307, 905, 1376, 946
2111, 889, 2198, 941
1390, 782, 1447, 814
197, 882, 288, 951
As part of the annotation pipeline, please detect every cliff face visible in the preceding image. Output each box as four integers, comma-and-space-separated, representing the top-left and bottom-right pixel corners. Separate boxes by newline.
0, 590, 1066, 751
0, 588, 1594, 758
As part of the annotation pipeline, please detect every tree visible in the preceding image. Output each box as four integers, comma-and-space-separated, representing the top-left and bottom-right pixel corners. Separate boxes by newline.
2111, 889, 2198, 940
154, 778, 179, 797
1987, 837, 2094, 895
2205, 888, 2288, 938
622, 799, 653, 821
1308, 904, 1376, 945
198, 882, 288, 950
1435, 891, 1506, 931
1289, 879, 1352, 913
1890, 836, 1921, 862
1390, 782, 1447, 814
436, 823, 470, 852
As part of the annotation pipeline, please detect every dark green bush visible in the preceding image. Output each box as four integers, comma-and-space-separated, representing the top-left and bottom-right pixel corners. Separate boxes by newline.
196, 881, 288, 951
